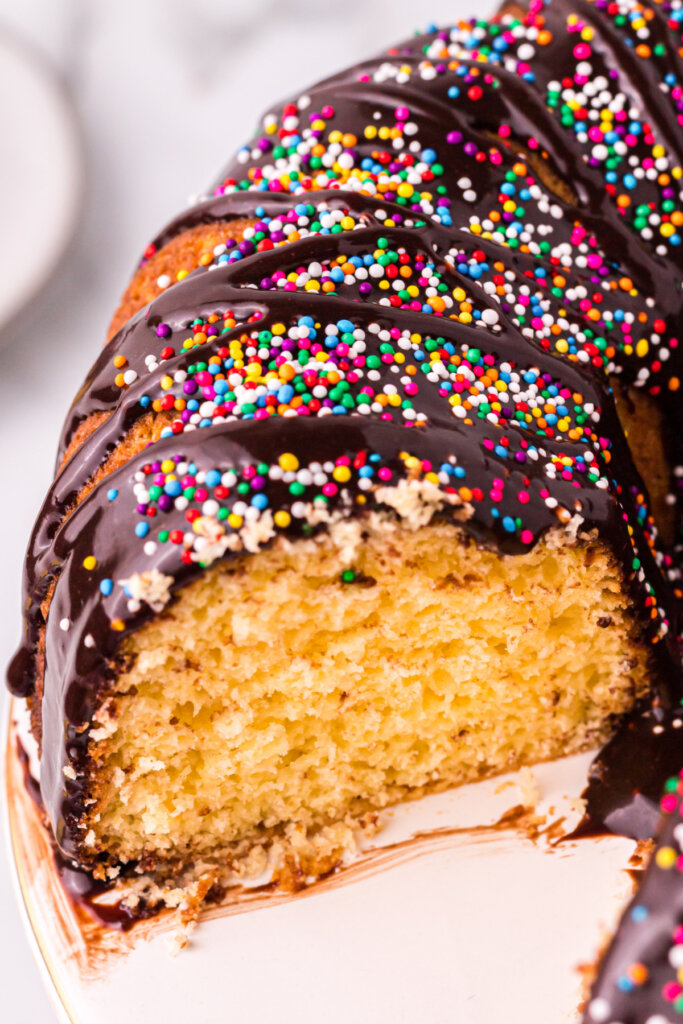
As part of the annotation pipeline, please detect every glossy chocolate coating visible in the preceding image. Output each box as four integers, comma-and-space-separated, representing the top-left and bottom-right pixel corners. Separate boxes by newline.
6, 0, 683, 928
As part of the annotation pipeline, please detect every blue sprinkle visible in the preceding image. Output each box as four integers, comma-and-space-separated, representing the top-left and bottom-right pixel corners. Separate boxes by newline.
135, 522, 150, 538
100, 579, 113, 596
502, 516, 516, 533
205, 469, 222, 488
107, 489, 118, 502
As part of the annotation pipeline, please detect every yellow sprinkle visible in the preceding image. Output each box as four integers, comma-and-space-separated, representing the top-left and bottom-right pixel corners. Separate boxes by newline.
161, 459, 175, 474
274, 510, 291, 528
279, 452, 299, 472
83, 556, 97, 571
176, 269, 188, 281
656, 846, 676, 869
333, 466, 352, 483
160, 375, 173, 391
228, 513, 243, 529
635, 339, 649, 358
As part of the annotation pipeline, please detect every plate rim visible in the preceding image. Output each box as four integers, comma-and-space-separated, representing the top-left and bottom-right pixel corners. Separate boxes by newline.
3, 697, 79, 1024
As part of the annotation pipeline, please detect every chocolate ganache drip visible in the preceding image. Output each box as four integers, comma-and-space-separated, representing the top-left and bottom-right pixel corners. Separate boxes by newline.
7, 0, 683, 881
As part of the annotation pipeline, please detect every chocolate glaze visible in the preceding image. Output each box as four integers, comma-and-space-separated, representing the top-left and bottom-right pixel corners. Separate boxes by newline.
6, 1, 683, 954
581, 762, 683, 1023
577, 702, 683, 842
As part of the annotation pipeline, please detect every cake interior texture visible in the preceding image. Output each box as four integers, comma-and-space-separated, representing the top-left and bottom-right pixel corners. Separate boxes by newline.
86, 519, 650, 869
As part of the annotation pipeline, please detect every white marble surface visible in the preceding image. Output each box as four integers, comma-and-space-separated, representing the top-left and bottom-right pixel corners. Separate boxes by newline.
0, 0, 481, 1019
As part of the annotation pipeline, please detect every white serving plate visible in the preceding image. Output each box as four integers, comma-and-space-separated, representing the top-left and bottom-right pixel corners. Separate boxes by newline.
0, 26, 82, 337
4, 697, 637, 1024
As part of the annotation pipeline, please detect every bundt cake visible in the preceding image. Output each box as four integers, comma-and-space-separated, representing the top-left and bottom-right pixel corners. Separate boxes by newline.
7, 0, 683, 979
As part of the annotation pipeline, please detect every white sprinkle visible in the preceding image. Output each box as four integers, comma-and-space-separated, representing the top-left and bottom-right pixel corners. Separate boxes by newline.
59, 618, 70, 632
587, 998, 610, 1023
157, 274, 171, 289
84, 634, 95, 648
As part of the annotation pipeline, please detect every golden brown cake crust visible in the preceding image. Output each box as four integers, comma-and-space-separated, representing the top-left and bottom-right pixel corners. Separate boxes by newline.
108, 219, 256, 340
